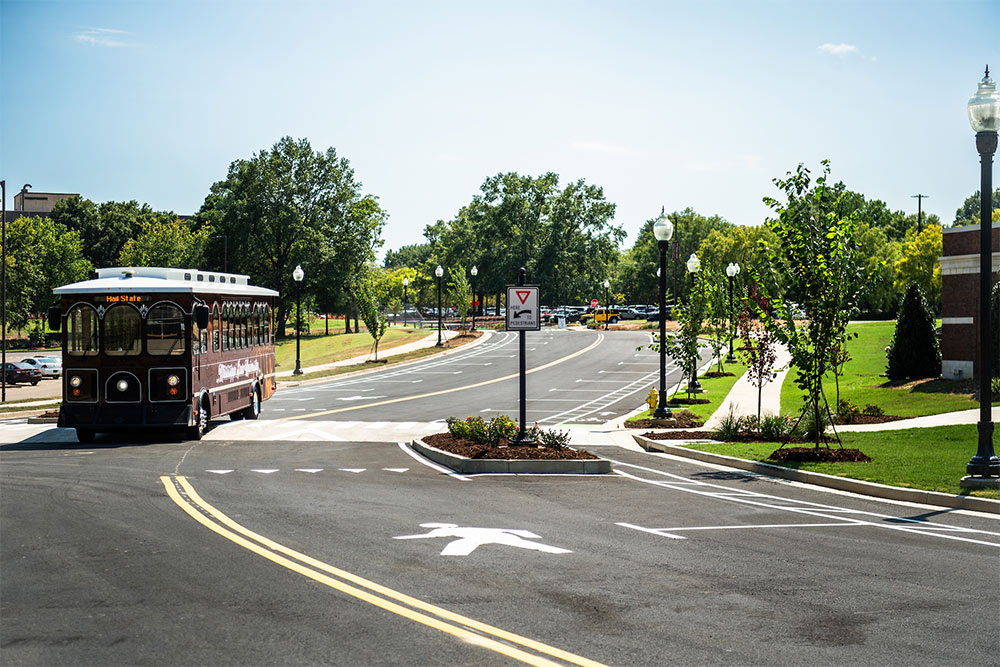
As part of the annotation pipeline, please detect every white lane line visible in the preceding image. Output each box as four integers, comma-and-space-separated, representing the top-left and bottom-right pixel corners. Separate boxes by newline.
397, 442, 470, 481
207, 469, 234, 474
252, 469, 280, 474
383, 468, 409, 473
296, 468, 323, 473
340, 468, 366, 473
610, 464, 1000, 548
618, 521, 855, 541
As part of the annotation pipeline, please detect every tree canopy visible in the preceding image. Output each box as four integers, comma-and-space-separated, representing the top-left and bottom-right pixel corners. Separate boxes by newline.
198, 136, 386, 335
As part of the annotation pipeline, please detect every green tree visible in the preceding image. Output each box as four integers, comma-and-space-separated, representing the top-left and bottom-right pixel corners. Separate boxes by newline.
118, 218, 213, 268
752, 161, 870, 447
50, 197, 175, 268
199, 136, 386, 336
893, 224, 942, 311
954, 188, 1000, 227
885, 284, 941, 380
3, 216, 92, 331
384, 243, 432, 269
353, 268, 388, 360
665, 272, 711, 399
855, 222, 902, 317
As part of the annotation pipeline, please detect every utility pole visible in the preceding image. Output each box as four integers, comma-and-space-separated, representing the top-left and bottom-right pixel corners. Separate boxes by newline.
911, 193, 929, 232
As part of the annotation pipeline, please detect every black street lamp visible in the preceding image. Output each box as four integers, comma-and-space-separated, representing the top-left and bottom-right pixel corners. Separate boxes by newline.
470, 265, 478, 331
402, 277, 409, 327
686, 253, 702, 392
652, 208, 673, 419
725, 261, 741, 363
435, 265, 444, 346
964, 66, 1000, 484
603, 279, 611, 330
292, 264, 304, 375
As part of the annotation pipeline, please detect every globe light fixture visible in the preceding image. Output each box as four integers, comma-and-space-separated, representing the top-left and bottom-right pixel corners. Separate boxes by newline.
652, 207, 673, 419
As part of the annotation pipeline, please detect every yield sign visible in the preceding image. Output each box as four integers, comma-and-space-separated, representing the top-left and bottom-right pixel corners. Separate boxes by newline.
505, 285, 539, 331
515, 290, 532, 305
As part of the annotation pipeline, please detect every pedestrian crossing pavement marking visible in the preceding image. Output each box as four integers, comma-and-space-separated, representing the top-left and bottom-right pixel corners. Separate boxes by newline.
252, 469, 279, 474
296, 468, 323, 473
383, 467, 409, 473
340, 468, 366, 473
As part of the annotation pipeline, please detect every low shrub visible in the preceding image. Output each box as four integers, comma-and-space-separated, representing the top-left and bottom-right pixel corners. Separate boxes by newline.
448, 414, 570, 449
712, 406, 745, 441
759, 414, 794, 441
793, 407, 831, 441
862, 403, 884, 417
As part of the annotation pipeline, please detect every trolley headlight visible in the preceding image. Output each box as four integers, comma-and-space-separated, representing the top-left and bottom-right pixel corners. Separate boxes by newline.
70, 376, 82, 388
167, 375, 180, 386
117, 379, 129, 392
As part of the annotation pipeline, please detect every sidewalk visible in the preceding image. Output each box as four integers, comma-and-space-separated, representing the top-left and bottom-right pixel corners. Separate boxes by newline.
703, 344, 792, 429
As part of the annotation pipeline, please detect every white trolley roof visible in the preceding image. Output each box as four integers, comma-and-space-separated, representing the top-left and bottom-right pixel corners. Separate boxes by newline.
53, 267, 279, 297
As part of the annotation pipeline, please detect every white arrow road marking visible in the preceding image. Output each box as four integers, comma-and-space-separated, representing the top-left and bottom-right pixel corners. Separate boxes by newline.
295, 468, 323, 473
206, 470, 234, 474
336, 395, 387, 401
252, 469, 279, 474
394, 523, 571, 556
383, 468, 409, 473
340, 468, 366, 473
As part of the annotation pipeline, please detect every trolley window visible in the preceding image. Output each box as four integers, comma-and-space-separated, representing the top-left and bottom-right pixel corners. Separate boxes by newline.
212, 303, 220, 353
147, 304, 186, 356
67, 304, 99, 357
103, 305, 141, 356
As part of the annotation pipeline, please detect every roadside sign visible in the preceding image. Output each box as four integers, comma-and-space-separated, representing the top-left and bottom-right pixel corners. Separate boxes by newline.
590, 298, 599, 309
506, 285, 540, 331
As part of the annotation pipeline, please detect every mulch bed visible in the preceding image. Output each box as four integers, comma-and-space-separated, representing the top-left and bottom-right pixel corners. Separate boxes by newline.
423, 433, 598, 460
701, 371, 735, 378
669, 397, 711, 405
767, 447, 872, 463
625, 410, 704, 429
832, 414, 904, 425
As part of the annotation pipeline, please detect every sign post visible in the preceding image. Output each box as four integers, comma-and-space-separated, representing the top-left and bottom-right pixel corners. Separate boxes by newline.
506, 268, 540, 443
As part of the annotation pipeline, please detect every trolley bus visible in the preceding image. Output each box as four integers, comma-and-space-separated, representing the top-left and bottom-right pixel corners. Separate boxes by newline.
49, 267, 279, 442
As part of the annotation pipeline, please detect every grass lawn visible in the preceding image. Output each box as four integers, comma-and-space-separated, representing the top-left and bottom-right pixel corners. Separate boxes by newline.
275, 327, 425, 371
681, 424, 999, 500
779, 321, 993, 418
628, 359, 747, 422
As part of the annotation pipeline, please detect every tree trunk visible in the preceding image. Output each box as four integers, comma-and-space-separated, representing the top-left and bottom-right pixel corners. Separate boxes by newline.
353, 300, 359, 333
325, 315, 329, 336
277, 300, 287, 338
345, 311, 351, 334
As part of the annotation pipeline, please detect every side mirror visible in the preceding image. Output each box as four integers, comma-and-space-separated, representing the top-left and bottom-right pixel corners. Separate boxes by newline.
194, 304, 210, 329
48, 306, 62, 332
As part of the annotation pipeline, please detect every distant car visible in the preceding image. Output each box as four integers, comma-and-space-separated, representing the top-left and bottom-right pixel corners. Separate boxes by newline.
3, 362, 41, 385
20, 356, 61, 378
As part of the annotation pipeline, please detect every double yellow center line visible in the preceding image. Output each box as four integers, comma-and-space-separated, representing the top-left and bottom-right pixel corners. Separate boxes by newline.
161, 475, 606, 667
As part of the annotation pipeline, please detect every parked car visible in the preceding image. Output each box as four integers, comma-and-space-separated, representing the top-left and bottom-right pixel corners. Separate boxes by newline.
3, 362, 41, 385
582, 307, 624, 325
20, 356, 62, 378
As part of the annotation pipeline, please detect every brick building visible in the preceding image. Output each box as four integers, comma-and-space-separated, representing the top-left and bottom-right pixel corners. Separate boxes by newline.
940, 223, 999, 380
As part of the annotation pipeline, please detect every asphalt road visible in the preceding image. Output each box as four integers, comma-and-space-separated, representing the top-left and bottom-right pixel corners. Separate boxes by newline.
2, 436, 997, 666
265, 328, 682, 425
1, 330, 998, 666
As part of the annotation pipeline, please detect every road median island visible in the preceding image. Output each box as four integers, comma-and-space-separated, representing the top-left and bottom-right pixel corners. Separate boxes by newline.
411, 436, 613, 474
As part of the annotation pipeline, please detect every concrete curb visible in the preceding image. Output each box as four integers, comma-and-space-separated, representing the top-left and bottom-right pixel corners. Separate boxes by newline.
411, 437, 613, 474
632, 433, 999, 514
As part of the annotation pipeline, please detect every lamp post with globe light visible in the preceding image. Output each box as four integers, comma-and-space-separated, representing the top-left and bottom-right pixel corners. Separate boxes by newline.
686, 253, 702, 391
964, 66, 1000, 485
725, 262, 741, 363
470, 266, 478, 331
652, 208, 674, 419
435, 265, 444, 346
292, 264, 304, 375
603, 279, 611, 330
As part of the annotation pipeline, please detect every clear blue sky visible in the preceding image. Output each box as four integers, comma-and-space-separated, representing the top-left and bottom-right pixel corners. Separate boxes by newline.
2, 0, 998, 260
